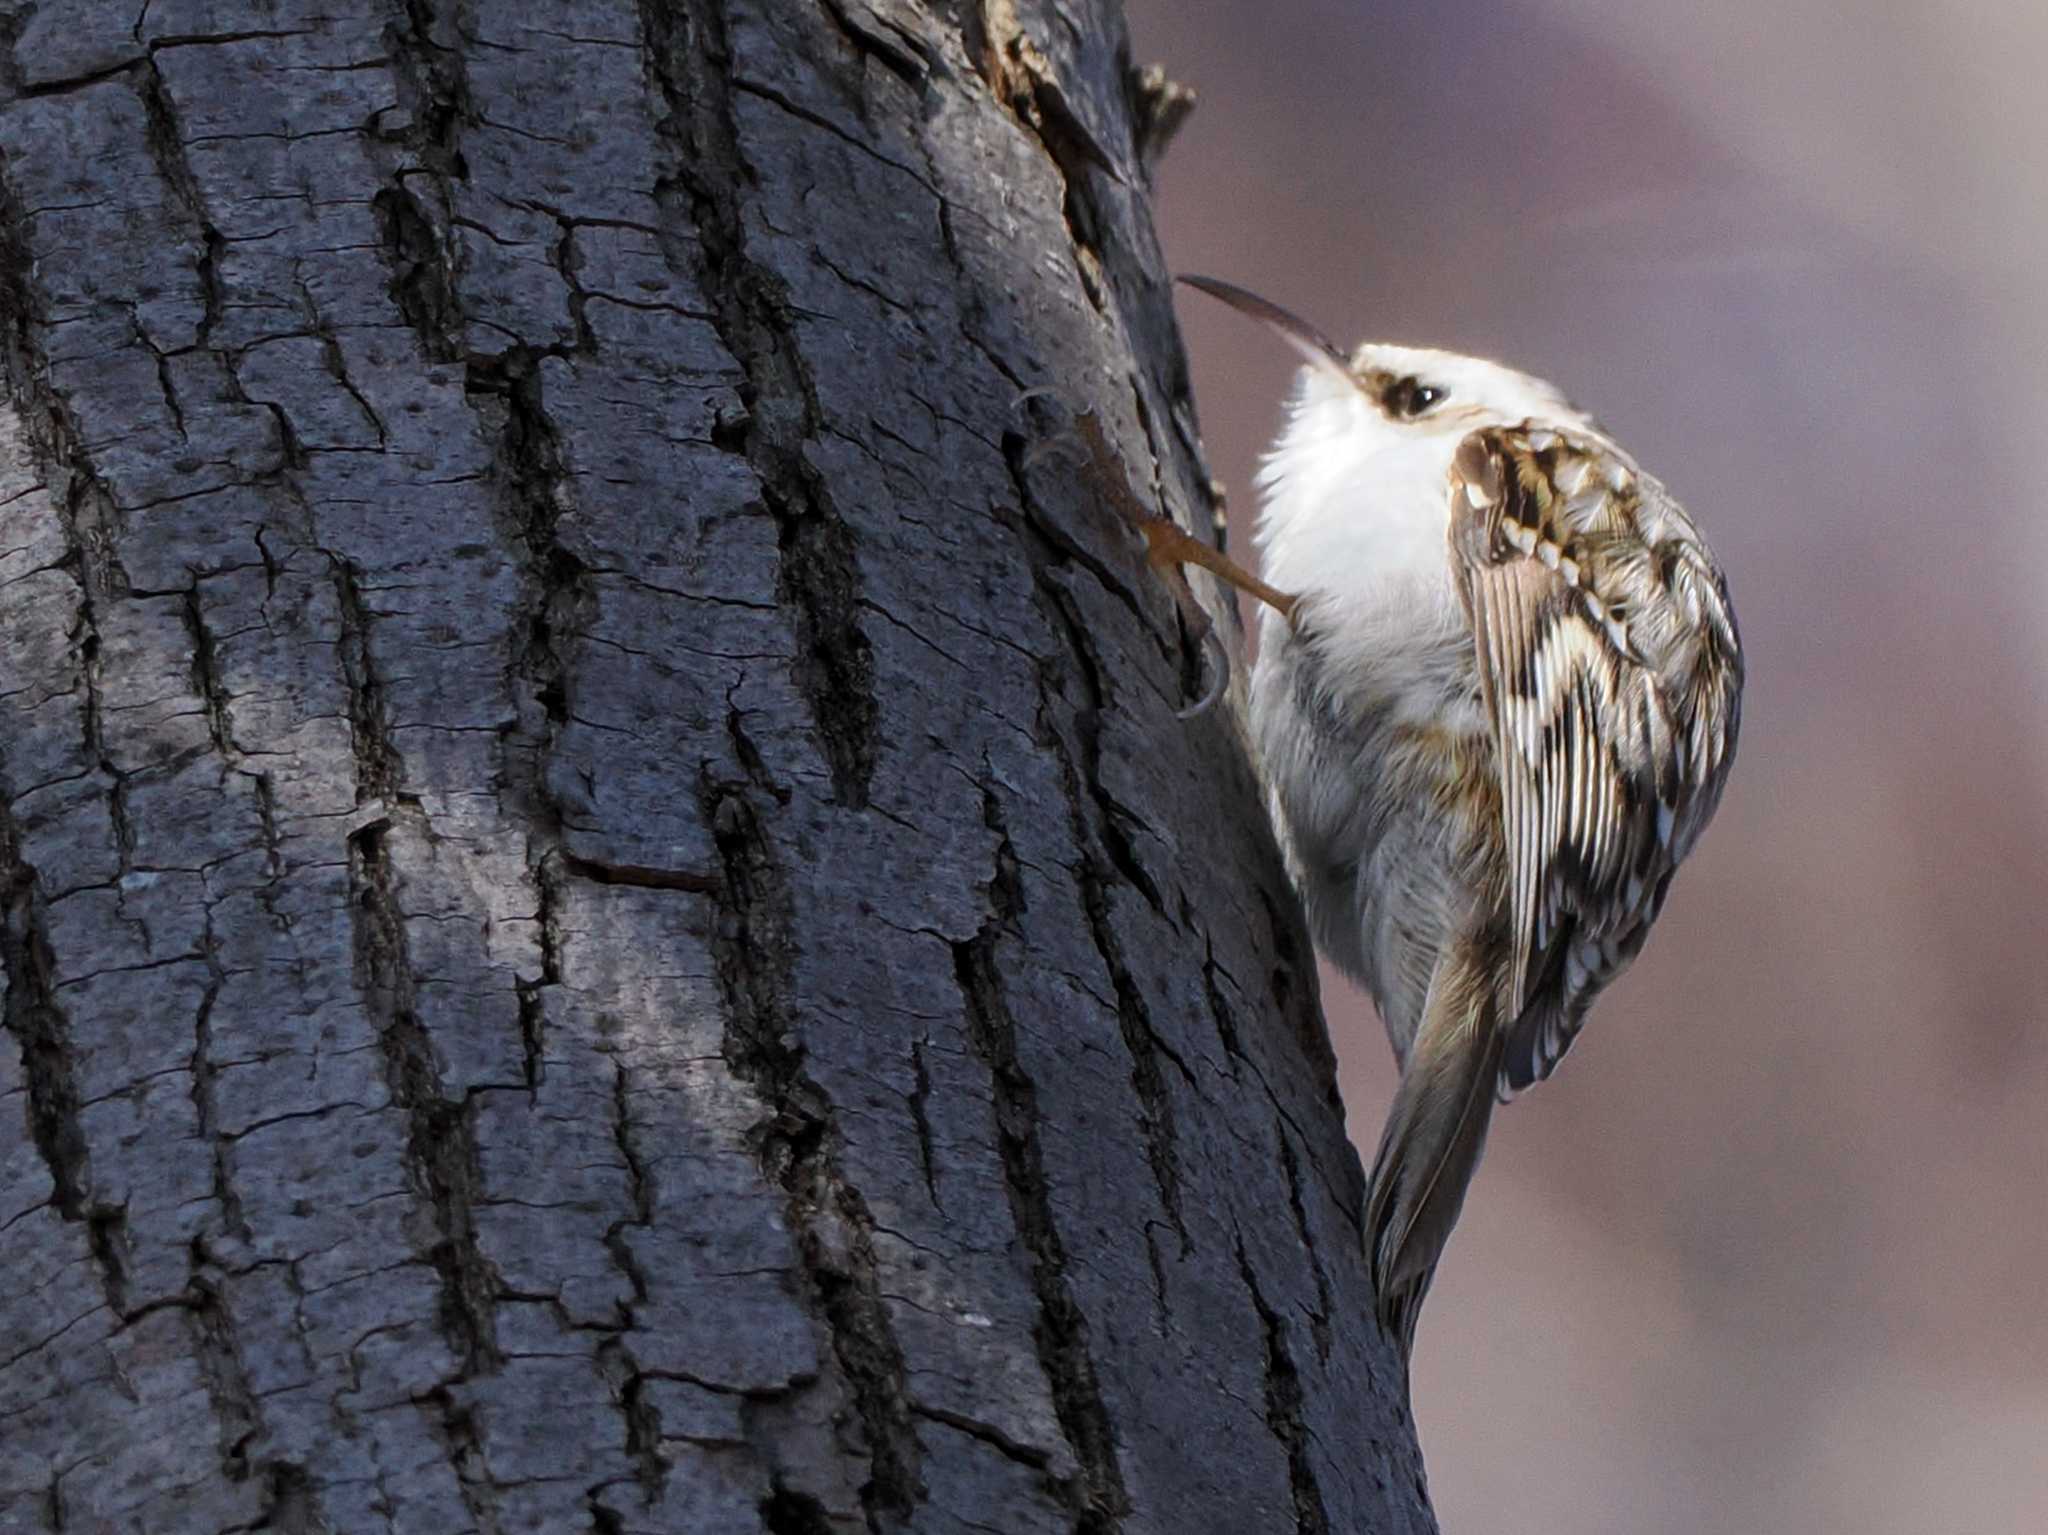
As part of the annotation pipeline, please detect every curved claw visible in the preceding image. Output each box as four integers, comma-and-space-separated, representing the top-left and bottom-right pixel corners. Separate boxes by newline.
1010, 387, 1086, 474
1175, 618, 1231, 720
1011, 384, 1070, 417
1004, 386, 1248, 720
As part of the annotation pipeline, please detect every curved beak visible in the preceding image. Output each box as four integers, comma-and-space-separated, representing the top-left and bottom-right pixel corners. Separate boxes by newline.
1176, 275, 1361, 392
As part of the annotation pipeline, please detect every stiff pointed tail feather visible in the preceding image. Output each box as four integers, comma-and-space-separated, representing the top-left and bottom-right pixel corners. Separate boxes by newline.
1364, 942, 1506, 1357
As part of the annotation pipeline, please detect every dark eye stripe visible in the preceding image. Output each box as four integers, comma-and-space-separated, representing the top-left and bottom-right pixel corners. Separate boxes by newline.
1383, 375, 1448, 418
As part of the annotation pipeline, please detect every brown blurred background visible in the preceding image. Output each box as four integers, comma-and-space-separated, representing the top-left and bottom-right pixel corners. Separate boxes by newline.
1127, 2, 2048, 1528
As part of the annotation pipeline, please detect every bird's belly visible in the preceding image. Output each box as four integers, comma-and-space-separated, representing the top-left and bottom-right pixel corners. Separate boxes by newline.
1250, 619, 1499, 1055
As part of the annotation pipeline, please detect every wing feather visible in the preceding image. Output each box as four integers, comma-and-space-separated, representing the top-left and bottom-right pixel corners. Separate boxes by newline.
1449, 427, 1741, 1096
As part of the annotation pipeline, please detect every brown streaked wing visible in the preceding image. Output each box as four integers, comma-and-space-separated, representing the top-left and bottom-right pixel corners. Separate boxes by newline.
1447, 426, 1740, 1096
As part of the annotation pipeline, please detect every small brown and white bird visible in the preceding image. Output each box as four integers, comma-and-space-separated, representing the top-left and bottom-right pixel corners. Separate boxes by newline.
1167, 278, 1743, 1355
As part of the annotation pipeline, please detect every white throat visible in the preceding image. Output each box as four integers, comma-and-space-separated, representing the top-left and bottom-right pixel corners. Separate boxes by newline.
1252, 373, 1468, 670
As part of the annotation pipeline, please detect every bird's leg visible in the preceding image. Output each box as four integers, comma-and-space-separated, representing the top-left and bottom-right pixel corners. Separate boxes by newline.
1068, 415, 1240, 714
1062, 410, 1300, 621
1012, 396, 1298, 715
1135, 515, 1299, 622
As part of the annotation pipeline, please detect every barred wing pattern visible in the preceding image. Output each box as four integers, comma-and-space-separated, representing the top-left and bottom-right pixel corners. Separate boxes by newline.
1448, 426, 1742, 1096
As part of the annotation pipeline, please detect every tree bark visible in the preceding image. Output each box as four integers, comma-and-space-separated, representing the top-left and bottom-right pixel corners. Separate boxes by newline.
0, 3, 1433, 1532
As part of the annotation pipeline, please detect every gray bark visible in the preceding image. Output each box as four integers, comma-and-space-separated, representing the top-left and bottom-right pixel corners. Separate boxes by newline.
0, 2, 1433, 1532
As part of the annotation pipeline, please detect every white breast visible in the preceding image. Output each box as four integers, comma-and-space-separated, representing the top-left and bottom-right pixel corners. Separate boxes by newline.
1253, 377, 1467, 712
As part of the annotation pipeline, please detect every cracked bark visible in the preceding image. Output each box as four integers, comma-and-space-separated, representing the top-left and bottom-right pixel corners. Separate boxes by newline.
0, 3, 1435, 1533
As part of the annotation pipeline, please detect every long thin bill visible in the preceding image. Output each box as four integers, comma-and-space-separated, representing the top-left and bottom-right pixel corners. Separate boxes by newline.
1176, 275, 1360, 389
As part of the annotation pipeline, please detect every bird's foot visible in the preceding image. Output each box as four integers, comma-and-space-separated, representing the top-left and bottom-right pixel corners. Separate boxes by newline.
1010, 393, 1292, 716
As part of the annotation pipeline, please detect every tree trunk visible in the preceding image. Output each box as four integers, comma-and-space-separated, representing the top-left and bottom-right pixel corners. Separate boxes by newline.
0, 3, 1433, 1531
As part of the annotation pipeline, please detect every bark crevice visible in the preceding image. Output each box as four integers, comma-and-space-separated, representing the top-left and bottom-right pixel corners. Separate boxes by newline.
1277, 1126, 1338, 1363
331, 556, 404, 806
348, 818, 503, 1375
182, 582, 237, 760
953, 779, 1131, 1534
816, 0, 933, 87
135, 60, 224, 348
996, 429, 1193, 1254
1236, 1231, 1333, 1535
643, 0, 879, 811
701, 772, 924, 1526
0, 806, 90, 1225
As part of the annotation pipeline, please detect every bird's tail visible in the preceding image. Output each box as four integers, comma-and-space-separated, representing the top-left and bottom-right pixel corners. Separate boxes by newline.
1364, 939, 1505, 1358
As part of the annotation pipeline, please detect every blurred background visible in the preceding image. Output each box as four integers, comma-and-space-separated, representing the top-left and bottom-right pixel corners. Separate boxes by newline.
1126, 2, 2048, 1529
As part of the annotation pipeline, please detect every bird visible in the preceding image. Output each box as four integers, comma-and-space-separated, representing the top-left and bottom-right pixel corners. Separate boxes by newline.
1156, 276, 1744, 1356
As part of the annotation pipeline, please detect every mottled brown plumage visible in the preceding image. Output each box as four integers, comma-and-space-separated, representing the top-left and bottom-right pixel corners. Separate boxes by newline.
1451, 426, 1741, 1093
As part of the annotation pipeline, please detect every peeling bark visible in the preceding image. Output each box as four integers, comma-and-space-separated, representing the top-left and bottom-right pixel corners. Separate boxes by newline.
0, 3, 1435, 1532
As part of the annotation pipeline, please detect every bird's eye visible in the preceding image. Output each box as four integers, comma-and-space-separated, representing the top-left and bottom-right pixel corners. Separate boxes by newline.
1388, 377, 1448, 418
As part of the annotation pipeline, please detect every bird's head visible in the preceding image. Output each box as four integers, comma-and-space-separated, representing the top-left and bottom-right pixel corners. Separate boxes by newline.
1178, 276, 1600, 597
1180, 274, 1590, 454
